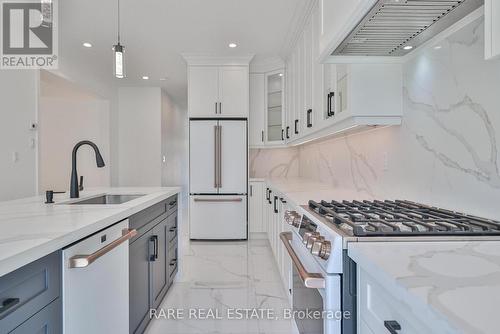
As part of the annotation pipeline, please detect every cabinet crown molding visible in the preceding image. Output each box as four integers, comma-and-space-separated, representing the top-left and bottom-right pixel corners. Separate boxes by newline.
182, 53, 255, 66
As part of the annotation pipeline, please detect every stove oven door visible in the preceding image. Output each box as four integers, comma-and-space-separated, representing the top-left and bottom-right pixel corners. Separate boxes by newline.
281, 232, 341, 334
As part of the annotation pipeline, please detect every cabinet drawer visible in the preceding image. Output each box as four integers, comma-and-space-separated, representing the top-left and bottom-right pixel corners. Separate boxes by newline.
129, 200, 167, 233
168, 214, 178, 244
358, 268, 441, 334
166, 195, 178, 216
0, 251, 61, 333
9, 298, 61, 334
168, 247, 178, 280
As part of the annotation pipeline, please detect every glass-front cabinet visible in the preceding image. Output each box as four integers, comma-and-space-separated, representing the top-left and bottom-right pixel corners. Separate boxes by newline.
266, 71, 285, 143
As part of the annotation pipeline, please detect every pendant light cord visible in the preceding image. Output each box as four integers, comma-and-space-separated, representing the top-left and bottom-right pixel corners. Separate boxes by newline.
117, 0, 121, 44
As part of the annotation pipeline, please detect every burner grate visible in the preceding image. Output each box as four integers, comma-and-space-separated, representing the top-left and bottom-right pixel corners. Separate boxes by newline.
308, 200, 500, 237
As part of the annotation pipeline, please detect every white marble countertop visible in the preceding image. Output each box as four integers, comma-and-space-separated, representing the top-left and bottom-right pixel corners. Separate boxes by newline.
265, 177, 374, 207
0, 187, 181, 277
349, 241, 500, 334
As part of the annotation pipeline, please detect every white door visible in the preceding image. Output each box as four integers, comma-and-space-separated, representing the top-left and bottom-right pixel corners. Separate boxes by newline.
219, 66, 249, 117
190, 120, 218, 194
218, 120, 247, 194
188, 66, 219, 117
190, 195, 247, 239
249, 73, 265, 146
248, 181, 264, 233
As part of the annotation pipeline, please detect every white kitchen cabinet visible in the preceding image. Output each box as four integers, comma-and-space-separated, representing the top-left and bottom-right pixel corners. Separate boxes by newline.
219, 66, 249, 117
485, 0, 500, 60
248, 181, 264, 233
249, 74, 266, 146
188, 65, 249, 118
249, 69, 286, 147
303, 13, 314, 135
358, 268, 441, 334
188, 66, 219, 117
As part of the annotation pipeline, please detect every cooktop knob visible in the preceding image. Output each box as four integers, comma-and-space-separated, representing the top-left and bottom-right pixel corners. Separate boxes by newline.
302, 232, 319, 245
306, 234, 323, 250
318, 240, 331, 260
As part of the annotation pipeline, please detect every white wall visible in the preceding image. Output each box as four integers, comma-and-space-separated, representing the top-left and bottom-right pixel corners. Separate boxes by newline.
117, 87, 162, 186
0, 71, 38, 201
38, 72, 111, 193
161, 91, 189, 242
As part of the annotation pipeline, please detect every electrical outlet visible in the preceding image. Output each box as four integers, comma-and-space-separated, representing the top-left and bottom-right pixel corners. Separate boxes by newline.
383, 152, 389, 171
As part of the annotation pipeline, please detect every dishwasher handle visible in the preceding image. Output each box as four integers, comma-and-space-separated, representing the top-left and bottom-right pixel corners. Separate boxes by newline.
69, 228, 137, 268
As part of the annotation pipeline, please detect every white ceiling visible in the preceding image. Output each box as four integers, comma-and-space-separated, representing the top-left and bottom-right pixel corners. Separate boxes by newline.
57, 0, 307, 107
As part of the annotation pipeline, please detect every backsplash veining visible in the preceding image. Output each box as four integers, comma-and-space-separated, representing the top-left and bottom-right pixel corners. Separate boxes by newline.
299, 17, 500, 219
249, 147, 299, 178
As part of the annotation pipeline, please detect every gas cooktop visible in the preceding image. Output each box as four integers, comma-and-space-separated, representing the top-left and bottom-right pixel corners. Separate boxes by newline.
307, 199, 500, 237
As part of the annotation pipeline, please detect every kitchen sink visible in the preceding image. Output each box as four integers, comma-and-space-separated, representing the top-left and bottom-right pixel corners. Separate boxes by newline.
68, 194, 145, 205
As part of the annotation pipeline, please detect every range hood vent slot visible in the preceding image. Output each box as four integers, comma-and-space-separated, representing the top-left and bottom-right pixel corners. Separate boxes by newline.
332, 0, 483, 57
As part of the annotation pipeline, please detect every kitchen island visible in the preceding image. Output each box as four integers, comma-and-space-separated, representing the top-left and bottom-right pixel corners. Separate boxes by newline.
0, 187, 180, 277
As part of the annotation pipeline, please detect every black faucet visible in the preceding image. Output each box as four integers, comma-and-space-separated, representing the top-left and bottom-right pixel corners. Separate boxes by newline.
70, 140, 105, 198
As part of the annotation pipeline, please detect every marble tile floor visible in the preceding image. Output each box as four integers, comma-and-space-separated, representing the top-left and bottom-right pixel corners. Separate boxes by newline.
145, 238, 295, 334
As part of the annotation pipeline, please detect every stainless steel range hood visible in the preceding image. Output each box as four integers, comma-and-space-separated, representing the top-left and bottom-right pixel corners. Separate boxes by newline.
332, 0, 484, 57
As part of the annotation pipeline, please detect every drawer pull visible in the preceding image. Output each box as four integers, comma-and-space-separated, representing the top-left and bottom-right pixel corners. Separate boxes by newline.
169, 226, 177, 232
169, 201, 177, 206
384, 320, 401, 334
0, 298, 20, 314
169, 259, 177, 266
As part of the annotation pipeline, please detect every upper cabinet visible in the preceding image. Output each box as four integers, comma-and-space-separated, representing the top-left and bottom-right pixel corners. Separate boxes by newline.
249, 58, 286, 148
185, 55, 253, 118
188, 66, 249, 118
485, 0, 500, 60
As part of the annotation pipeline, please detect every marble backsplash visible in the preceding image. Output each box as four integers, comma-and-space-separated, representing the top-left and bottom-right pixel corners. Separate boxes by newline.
249, 147, 299, 178
298, 17, 500, 219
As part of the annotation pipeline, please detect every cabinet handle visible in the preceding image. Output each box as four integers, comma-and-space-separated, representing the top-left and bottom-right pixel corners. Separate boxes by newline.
0, 298, 20, 314
294, 119, 299, 134
169, 226, 177, 232
169, 259, 177, 266
265, 188, 269, 201
280, 197, 286, 203
281, 129, 284, 141
286, 126, 290, 139
307, 109, 313, 128
384, 320, 401, 334
250, 185, 253, 196
327, 92, 335, 117
215, 102, 218, 114
274, 196, 278, 213
261, 130, 264, 142
268, 190, 272, 204
219, 102, 222, 114
169, 201, 177, 206
149, 235, 158, 261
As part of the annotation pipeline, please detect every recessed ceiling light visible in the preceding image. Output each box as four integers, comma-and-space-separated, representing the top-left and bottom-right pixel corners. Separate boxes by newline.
142, 76, 149, 80
228, 43, 237, 48
279, 73, 283, 77
403, 45, 413, 50
83, 42, 92, 48
159, 77, 167, 81
434, 45, 442, 50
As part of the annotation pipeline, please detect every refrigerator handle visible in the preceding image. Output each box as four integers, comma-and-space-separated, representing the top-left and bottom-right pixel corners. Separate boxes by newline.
218, 125, 222, 188
214, 125, 219, 188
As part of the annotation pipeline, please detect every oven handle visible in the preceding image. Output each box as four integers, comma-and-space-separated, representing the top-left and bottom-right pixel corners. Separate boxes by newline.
280, 232, 325, 289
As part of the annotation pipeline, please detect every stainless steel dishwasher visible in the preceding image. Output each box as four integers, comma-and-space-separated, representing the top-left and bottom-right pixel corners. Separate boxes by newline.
62, 219, 136, 334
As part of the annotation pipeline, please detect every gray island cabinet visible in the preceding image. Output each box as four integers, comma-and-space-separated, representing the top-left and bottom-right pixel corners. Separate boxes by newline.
0, 191, 179, 334
129, 195, 178, 334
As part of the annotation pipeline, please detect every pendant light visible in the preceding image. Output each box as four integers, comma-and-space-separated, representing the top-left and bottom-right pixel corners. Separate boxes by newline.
113, 0, 125, 78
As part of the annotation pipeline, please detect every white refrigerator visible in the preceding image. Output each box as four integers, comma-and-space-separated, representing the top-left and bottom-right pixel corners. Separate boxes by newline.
189, 119, 247, 240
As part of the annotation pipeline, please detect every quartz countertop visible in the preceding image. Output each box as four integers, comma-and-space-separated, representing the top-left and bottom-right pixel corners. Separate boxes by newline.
0, 187, 181, 277
348, 241, 500, 334
265, 177, 373, 206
